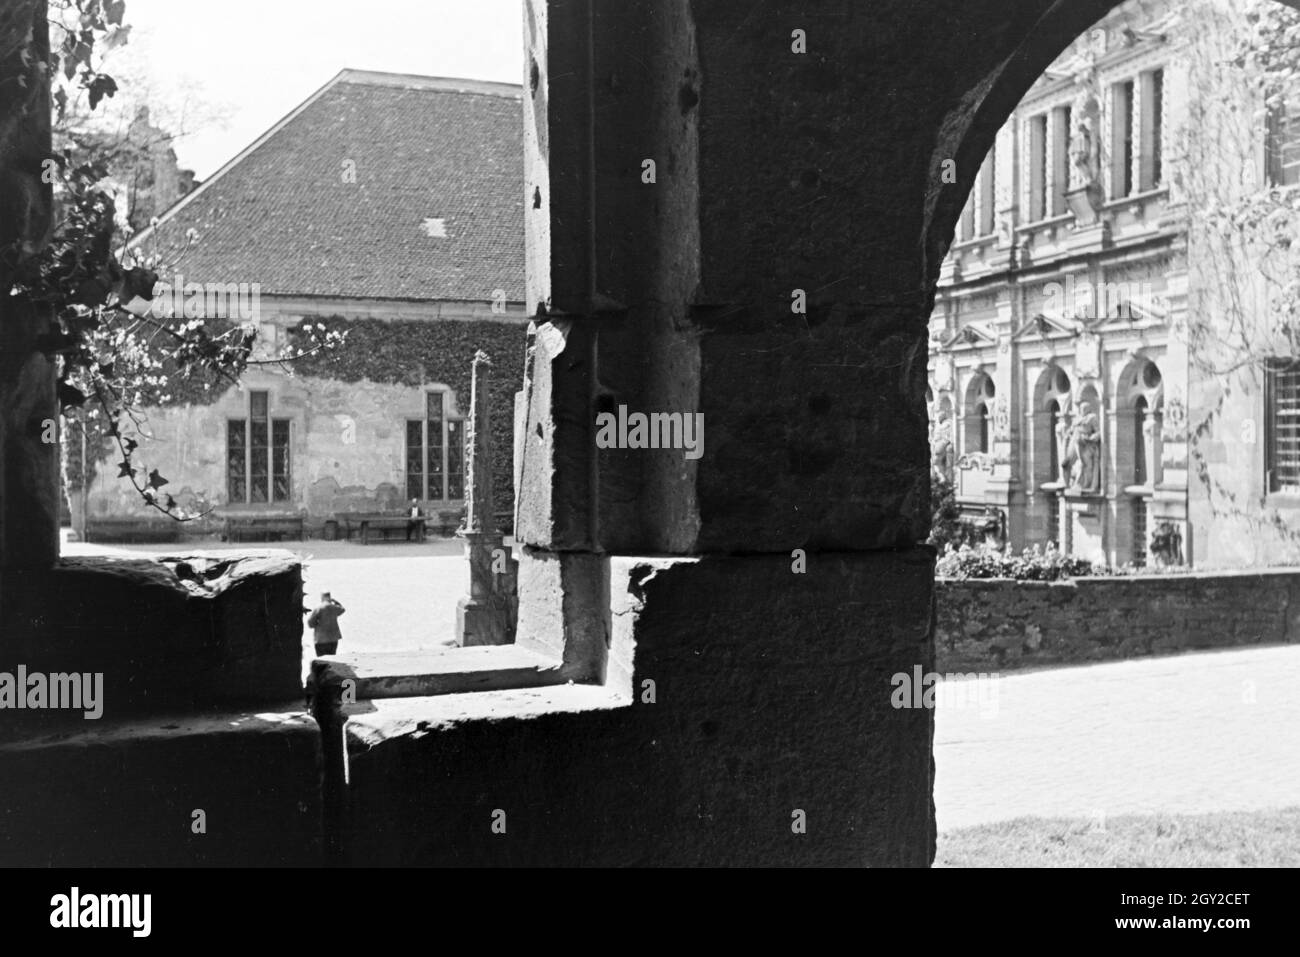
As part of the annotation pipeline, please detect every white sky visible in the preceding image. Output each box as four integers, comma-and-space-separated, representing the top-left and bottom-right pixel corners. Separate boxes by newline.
109, 0, 524, 179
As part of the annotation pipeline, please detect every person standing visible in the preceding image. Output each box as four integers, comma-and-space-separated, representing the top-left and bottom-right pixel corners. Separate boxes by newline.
306, 592, 346, 656
406, 498, 425, 541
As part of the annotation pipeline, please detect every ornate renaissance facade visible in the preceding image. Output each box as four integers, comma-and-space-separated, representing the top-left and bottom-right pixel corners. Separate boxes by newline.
929, 0, 1300, 569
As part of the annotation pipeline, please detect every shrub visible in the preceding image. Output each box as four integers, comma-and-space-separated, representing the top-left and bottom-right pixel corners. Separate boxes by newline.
935, 542, 1102, 581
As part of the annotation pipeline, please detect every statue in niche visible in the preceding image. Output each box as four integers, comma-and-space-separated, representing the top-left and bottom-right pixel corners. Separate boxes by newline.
930, 407, 955, 482
1061, 401, 1102, 494
1068, 54, 1103, 191
1150, 521, 1184, 567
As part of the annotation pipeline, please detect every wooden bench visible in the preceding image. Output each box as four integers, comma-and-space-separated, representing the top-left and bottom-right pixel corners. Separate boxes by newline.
224, 514, 305, 543
85, 518, 181, 544
339, 513, 427, 545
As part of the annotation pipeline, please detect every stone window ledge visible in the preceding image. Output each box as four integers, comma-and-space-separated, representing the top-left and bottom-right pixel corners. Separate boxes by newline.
307, 645, 568, 701
0, 702, 315, 749
342, 684, 630, 748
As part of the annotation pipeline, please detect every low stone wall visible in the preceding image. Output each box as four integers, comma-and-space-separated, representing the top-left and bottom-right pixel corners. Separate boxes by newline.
935, 568, 1300, 672
0, 550, 304, 714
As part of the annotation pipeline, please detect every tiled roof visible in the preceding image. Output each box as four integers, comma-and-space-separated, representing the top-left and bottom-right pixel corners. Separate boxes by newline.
131, 71, 525, 303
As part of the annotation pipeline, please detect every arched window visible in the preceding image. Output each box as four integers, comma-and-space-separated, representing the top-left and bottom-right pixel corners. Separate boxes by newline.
1048, 399, 1062, 481
964, 373, 996, 455
1133, 395, 1149, 486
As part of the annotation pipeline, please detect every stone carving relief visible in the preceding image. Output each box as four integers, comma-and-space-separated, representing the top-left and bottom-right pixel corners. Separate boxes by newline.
993, 394, 1011, 441
1163, 390, 1188, 440
956, 452, 996, 473
1075, 331, 1102, 379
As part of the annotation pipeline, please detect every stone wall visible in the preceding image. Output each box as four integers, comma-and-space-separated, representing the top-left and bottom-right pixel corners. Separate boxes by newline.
935, 569, 1300, 671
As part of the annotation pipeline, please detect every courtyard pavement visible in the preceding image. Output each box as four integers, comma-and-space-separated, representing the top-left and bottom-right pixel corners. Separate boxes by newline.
935, 644, 1300, 831
62, 533, 472, 655
57, 532, 1300, 832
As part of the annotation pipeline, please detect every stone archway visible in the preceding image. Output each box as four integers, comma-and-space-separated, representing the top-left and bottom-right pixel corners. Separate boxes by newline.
13, 0, 1285, 866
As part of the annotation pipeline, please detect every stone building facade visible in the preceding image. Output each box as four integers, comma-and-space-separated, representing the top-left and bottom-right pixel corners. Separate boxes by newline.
929, 0, 1300, 568
79, 70, 527, 535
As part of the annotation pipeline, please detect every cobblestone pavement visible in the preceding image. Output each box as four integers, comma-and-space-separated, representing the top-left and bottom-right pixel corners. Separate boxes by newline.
935, 645, 1300, 831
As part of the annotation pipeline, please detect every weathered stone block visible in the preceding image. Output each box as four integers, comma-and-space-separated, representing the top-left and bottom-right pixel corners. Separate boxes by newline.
0, 707, 321, 866
0, 550, 303, 716
339, 549, 935, 866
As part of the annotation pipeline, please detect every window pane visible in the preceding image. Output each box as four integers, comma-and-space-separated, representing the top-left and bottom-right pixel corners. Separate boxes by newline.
979, 144, 996, 235
250, 390, 269, 420
1148, 70, 1163, 189
1268, 360, 1300, 492
272, 419, 291, 502
250, 419, 269, 504
447, 418, 464, 500
427, 441, 444, 500
1112, 80, 1134, 198
1029, 113, 1047, 221
427, 401, 444, 499
227, 419, 247, 503
406, 420, 424, 501
1051, 106, 1071, 215
1133, 397, 1148, 486
1131, 497, 1147, 568
1274, 103, 1300, 187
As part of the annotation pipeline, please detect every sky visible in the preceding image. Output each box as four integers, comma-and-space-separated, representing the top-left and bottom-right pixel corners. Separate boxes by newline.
107, 0, 525, 179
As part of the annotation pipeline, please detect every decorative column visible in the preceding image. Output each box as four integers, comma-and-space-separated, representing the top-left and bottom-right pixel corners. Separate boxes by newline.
456, 350, 518, 646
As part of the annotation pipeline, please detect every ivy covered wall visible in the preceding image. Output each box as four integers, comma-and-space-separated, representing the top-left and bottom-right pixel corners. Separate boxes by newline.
80, 314, 529, 532
287, 315, 528, 526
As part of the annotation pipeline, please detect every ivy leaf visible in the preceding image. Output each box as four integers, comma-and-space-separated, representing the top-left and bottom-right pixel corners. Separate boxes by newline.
147, 469, 169, 490
57, 382, 87, 410
122, 437, 138, 454
53, 88, 68, 122
163, 494, 177, 511
103, 26, 131, 51
87, 75, 118, 111
105, 0, 127, 26
117, 461, 134, 478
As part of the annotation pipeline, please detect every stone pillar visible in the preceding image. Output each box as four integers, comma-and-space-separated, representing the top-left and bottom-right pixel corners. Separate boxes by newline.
516, 0, 938, 865
0, 1, 59, 632
457, 350, 518, 646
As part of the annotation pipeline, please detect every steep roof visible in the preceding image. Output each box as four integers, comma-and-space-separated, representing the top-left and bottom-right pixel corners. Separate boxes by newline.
131, 70, 525, 303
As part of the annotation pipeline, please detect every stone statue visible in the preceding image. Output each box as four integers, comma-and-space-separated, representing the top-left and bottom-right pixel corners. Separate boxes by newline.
1068, 58, 1102, 190
930, 407, 955, 482
1069, 95, 1101, 189
1062, 401, 1102, 494
1150, 521, 1184, 567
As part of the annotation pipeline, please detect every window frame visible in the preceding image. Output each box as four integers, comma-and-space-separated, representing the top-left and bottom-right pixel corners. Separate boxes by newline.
1266, 358, 1300, 495
1050, 104, 1072, 216
1111, 78, 1135, 199
1028, 112, 1048, 222
1267, 99, 1300, 188
406, 389, 467, 503
227, 389, 292, 505
1139, 68, 1164, 192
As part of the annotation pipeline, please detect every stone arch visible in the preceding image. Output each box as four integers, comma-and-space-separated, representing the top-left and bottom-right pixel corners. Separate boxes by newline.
923, 0, 1300, 274
1033, 363, 1073, 488
1116, 354, 1164, 485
